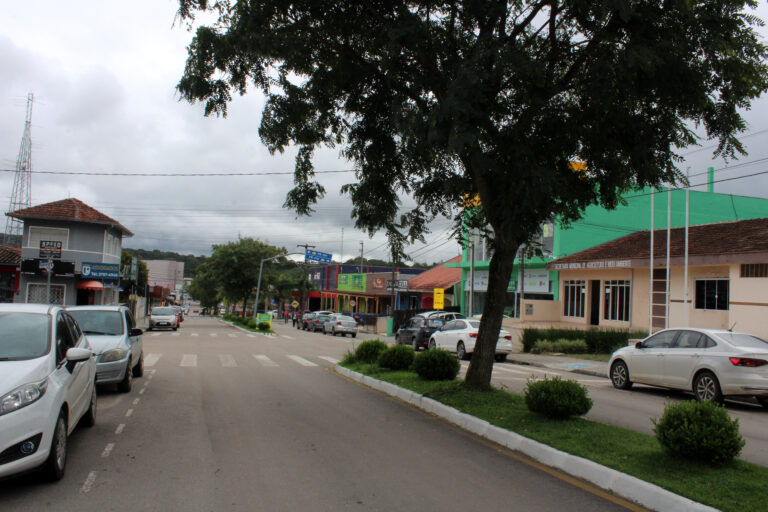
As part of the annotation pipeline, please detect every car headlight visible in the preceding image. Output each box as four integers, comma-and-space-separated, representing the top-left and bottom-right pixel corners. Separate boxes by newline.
100, 348, 127, 362
0, 379, 48, 416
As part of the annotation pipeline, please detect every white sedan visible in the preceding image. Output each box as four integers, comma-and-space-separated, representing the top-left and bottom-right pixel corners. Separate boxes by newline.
0, 304, 97, 481
609, 328, 768, 406
428, 319, 513, 361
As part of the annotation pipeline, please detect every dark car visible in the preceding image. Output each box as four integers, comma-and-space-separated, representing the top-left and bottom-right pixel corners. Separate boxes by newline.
300, 312, 316, 330
310, 314, 331, 332
395, 311, 466, 351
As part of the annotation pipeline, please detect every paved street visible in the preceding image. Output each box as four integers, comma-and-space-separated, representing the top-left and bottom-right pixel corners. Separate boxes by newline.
0, 316, 633, 511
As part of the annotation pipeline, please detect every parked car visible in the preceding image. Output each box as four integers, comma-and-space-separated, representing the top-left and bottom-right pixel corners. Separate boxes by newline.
609, 328, 768, 406
323, 315, 358, 337
172, 305, 184, 323
0, 304, 97, 481
300, 312, 316, 330
67, 306, 144, 393
310, 314, 331, 332
396, 311, 467, 351
148, 306, 178, 331
429, 318, 513, 361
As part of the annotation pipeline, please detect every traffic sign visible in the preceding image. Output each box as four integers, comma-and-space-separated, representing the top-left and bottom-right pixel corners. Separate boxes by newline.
291, 300, 299, 309
433, 288, 444, 310
305, 249, 332, 264
349, 299, 356, 307
39, 259, 54, 271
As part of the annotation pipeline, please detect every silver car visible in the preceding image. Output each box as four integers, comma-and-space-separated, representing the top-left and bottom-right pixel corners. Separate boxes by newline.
323, 315, 358, 338
68, 306, 144, 393
148, 306, 178, 331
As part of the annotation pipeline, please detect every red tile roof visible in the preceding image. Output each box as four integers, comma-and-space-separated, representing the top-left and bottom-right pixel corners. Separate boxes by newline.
549, 218, 768, 265
408, 255, 463, 291
0, 246, 20, 266
7, 198, 133, 236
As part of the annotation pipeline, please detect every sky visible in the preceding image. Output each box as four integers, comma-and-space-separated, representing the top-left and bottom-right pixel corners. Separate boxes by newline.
2, 1, 768, 264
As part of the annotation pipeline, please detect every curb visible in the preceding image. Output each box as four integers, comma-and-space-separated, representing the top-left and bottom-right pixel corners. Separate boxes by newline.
335, 366, 719, 512
220, 319, 276, 337
505, 356, 608, 379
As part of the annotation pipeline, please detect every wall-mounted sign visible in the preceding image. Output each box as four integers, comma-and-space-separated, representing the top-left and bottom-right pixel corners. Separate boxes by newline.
39, 240, 62, 259
433, 288, 444, 309
371, 277, 387, 290
338, 273, 366, 293
386, 279, 409, 290
81, 262, 120, 280
551, 260, 631, 270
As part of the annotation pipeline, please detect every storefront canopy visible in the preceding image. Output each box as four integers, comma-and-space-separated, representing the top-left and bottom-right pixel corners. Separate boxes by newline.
76, 280, 104, 290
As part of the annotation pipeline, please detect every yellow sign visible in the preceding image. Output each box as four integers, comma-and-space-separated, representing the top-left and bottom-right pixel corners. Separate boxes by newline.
291, 300, 299, 309
256, 313, 272, 327
433, 288, 444, 310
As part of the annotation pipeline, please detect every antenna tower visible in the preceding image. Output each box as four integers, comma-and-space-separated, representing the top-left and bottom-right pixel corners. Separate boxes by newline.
3, 93, 34, 247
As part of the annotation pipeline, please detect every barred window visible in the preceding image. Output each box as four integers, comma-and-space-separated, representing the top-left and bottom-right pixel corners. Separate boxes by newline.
741, 264, 768, 278
563, 280, 586, 318
604, 280, 631, 322
695, 279, 729, 311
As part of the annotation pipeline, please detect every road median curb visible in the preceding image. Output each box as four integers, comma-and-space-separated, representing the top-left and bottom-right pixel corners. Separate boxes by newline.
334, 366, 719, 512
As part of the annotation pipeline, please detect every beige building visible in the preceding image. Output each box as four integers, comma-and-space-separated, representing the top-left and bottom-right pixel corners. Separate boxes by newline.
522, 218, 768, 339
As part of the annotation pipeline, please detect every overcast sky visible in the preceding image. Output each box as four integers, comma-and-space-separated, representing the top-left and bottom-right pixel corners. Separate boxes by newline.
2, 1, 768, 264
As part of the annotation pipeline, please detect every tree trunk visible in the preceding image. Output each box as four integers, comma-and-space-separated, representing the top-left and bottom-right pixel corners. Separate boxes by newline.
464, 242, 518, 390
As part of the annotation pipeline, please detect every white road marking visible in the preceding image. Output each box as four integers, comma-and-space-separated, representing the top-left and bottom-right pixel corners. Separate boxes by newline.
318, 356, 340, 364
115, 424, 125, 435
171, 333, 180, 337
101, 443, 115, 458
80, 471, 97, 493
139, 388, 146, 395
227, 333, 237, 338
144, 353, 161, 367
132, 398, 140, 405
209, 333, 218, 337
219, 354, 237, 367
151, 332, 161, 337
281, 335, 295, 340
287, 355, 318, 367
253, 354, 278, 367
125, 409, 134, 418
247, 334, 257, 338
180, 354, 197, 367
191, 333, 199, 337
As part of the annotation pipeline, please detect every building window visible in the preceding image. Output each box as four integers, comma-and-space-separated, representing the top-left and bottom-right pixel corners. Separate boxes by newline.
741, 264, 768, 278
104, 231, 121, 257
563, 280, 586, 318
27, 283, 66, 305
27, 227, 68, 249
695, 279, 729, 311
604, 280, 631, 322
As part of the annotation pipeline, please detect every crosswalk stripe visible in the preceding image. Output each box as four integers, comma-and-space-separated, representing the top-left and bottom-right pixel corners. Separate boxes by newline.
209, 333, 218, 337
144, 353, 162, 367
191, 333, 199, 337
172, 333, 180, 337
318, 356, 339, 364
253, 354, 278, 367
219, 354, 237, 367
151, 333, 161, 337
247, 334, 257, 338
227, 333, 237, 338
180, 354, 197, 367
287, 355, 318, 367
281, 335, 295, 340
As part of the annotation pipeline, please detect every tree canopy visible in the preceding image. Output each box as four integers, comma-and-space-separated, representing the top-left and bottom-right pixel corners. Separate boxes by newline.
177, 0, 768, 389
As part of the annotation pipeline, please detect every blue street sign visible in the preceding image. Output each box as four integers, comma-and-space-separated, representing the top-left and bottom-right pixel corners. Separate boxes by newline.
305, 249, 332, 264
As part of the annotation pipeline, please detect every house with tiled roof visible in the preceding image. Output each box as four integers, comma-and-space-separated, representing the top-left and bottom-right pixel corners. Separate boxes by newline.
6, 198, 132, 305
545, 218, 768, 339
404, 256, 462, 309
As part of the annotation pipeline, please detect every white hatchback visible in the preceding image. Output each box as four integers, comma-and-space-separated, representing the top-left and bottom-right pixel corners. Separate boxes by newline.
0, 304, 97, 481
609, 328, 768, 406
429, 319, 513, 361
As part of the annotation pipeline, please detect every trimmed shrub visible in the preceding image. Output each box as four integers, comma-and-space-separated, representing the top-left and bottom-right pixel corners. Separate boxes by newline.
531, 338, 588, 354
522, 328, 647, 354
257, 321, 271, 331
340, 350, 357, 365
378, 345, 415, 370
413, 349, 460, 381
354, 339, 388, 363
653, 400, 745, 465
524, 376, 593, 419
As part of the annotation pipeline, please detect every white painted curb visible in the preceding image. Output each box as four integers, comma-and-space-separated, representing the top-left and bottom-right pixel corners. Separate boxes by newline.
336, 366, 720, 512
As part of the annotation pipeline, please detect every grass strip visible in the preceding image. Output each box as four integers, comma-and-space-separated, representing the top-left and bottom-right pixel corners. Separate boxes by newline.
344, 362, 767, 512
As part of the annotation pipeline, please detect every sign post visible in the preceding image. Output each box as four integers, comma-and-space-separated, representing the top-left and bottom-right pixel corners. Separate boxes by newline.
39, 259, 54, 304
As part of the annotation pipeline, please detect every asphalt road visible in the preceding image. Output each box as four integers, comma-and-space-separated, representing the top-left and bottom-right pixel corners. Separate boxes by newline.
0, 316, 635, 511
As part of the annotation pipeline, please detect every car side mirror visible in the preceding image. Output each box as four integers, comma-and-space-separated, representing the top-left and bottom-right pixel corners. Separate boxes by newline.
635, 341, 645, 349
66, 347, 92, 363
130, 328, 143, 337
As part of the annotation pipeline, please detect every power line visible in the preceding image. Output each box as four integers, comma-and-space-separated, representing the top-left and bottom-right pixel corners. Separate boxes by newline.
0, 168, 354, 177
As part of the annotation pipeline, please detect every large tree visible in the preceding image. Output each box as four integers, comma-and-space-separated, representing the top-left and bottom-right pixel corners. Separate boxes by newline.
177, 1, 768, 389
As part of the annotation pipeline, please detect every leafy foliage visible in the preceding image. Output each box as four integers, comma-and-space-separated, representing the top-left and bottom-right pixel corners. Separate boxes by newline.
413, 349, 460, 381
522, 328, 646, 354
524, 376, 593, 419
653, 400, 745, 466
354, 340, 389, 364
378, 344, 415, 371
531, 339, 588, 354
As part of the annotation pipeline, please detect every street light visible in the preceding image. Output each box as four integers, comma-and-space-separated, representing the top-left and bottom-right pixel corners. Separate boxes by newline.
253, 252, 303, 317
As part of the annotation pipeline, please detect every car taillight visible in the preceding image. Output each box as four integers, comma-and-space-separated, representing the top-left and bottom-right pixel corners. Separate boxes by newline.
337, 321, 342, 325
503, 335, 512, 340
355, 324, 358, 327
729, 357, 767, 367
469, 333, 477, 338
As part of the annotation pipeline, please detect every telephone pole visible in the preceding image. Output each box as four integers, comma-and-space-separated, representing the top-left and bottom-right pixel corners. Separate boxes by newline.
297, 244, 315, 311
358, 241, 364, 272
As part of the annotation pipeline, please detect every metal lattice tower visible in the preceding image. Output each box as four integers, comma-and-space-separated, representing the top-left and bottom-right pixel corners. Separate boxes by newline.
3, 93, 34, 247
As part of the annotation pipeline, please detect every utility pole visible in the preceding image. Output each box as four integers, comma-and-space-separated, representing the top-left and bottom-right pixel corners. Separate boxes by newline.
340, 228, 344, 263
358, 241, 364, 272
391, 247, 397, 315
297, 244, 315, 311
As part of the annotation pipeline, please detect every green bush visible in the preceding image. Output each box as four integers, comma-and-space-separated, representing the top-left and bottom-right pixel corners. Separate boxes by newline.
530, 338, 588, 354
522, 328, 646, 354
354, 340, 388, 363
413, 349, 460, 381
257, 321, 271, 331
524, 376, 593, 419
246, 318, 258, 329
378, 345, 415, 370
653, 400, 745, 465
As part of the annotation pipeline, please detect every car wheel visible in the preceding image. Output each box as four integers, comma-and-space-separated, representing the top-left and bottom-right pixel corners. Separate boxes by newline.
147, 326, 152, 331
133, 353, 144, 377
457, 342, 468, 360
694, 371, 723, 403
117, 360, 133, 393
428, 339, 436, 350
412, 338, 420, 352
44, 412, 67, 481
494, 354, 508, 362
351, 334, 356, 338
757, 397, 768, 409
173, 327, 178, 331
80, 384, 97, 428
610, 360, 633, 390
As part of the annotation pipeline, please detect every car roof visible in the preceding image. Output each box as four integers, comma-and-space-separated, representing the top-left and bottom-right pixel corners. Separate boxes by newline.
0, 303, 60, 315
67, 305, 127, 312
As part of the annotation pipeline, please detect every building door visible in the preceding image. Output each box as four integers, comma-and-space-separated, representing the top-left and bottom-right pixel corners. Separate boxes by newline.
590, 280, 600, 326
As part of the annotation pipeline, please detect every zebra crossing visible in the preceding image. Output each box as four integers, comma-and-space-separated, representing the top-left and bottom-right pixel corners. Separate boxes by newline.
148, 331, 281, 339
143, 353, 339, 368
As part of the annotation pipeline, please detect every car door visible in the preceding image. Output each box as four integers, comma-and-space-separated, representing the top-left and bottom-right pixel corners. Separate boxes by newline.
125, 309, 141, 364
435, 320, 458, 351
629, 330, 680, 385
663, 330, 704, 389
57, 314, 91, 430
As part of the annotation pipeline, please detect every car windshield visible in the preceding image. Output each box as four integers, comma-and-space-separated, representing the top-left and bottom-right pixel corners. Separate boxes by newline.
339, 316, 355, 322
69, 310, 124, 336
0, 312, 50, 360
718, 332, 768, 349
152, 307, 175, 315
316, 316, 329, 322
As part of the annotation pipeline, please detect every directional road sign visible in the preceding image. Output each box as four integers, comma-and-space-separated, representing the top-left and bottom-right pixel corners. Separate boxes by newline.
305, 249, 332, 264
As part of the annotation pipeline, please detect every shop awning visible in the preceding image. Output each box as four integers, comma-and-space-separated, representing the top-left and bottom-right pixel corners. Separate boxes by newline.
76, 280, 104, 290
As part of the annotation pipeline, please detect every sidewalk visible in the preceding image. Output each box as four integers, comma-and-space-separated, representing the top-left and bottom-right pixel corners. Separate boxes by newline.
504, 353, 609, 379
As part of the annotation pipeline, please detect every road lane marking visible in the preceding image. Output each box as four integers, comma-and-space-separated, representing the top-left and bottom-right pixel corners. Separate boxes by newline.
139, 388, 146, 395
191, 332, 199, 337
247, 334, 257, 338
125, 409, 134, 418
253, 354, 278, 367
219, 354, 237, 367
115, 424, 125, 435
281, 335, 295, 339
180, 354, 197, 367
318, 356, 340, 364
151, 332, 161, 337
101, 443, 115, 458
144, 353, 161, 367
80, 471, 97, 493
209, 333, 218, 337
172, 333, 180, 337
133, 398, 140, 405
227, 333, 237, 338
287, 355, 318, 367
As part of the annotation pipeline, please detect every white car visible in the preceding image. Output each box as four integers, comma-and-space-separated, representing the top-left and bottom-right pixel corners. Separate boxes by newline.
148, 306, 178, 331
429, 319, 513, 361
0, 304, 97, 481
609, 328, 768, 406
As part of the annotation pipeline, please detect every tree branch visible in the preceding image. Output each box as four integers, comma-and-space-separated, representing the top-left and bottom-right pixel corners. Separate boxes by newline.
508, 0, 549, 41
